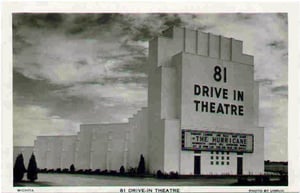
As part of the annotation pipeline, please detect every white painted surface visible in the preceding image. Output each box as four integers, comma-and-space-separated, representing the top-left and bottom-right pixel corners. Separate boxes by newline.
77, 122, 142, 171
148, 27, 263, 175
128, 108, 148, 170
33, 136, 77, 170
163, 119, 180, 173
61, 136, 77, 169
33, 137, 49, 169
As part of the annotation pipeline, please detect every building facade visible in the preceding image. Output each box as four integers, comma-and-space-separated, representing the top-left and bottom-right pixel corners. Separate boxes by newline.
147, 27, 263, 175
33, 135, 77, 170
14, 27, 264, 175
75, 123, 130, 170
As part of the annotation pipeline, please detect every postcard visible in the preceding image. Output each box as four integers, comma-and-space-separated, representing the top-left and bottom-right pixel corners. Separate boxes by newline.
1, 1, 299, 193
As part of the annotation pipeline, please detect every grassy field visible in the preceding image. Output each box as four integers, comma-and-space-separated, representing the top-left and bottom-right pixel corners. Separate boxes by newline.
15, 173, 238, 186
14, 162, 288, 187
14, 173, 288, 187
265, 163, 288, 174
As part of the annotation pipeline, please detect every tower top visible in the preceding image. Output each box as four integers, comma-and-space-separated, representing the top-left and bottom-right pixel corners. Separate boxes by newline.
149, 26, 253, 70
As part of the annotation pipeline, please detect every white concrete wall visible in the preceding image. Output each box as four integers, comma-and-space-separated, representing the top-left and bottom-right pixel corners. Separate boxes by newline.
75, 126, 93, 169
148, 27, 263, 175
179, 151, 194, 175
127, 108, 148, 171
148, 28, 187, 173
139, 108, 149, 170
61, 136, 77, 169
200, 151, 238, 175
178, 52, 255, 128
13, 146, 34, 169
31, 115, 148, 172
147, 63, 165, 173
34, 136, 77, 170
127, 117, 136, 169
147, 118, 164, 174
33, 137, 48, 169
45, 136, 63, 170
109, 126, 127, 171
78, 123, 130, 171
161, 66, 178, 119
128, 114, 137, 169
163, 120, 181, 173
90, 127, 108, 170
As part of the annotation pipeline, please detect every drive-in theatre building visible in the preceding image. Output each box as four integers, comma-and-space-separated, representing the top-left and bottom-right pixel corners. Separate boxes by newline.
14, 27, 264, 175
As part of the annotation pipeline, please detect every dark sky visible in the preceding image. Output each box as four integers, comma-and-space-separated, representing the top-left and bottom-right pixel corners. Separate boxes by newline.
13, 13, 288, 161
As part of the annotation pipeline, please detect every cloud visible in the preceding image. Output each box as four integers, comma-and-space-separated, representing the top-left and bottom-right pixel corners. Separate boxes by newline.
13, 105, 79, 146
259, 95, 288, 161
14, 26, 148, 86
65, 83, 146, 104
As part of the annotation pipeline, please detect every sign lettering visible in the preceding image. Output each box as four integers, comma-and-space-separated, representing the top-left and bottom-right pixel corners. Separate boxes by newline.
193, 65, 245, 116
181, 129, 253, 153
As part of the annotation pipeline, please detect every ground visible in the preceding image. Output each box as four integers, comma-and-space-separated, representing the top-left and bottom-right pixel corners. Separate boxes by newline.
15, 173, 237, 186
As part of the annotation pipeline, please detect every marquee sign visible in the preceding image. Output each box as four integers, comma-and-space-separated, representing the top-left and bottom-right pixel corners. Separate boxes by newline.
181, 129, 253, 153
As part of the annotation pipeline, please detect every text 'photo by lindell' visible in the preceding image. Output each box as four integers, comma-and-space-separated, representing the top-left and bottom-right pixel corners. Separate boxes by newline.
12, 13, 287, 186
